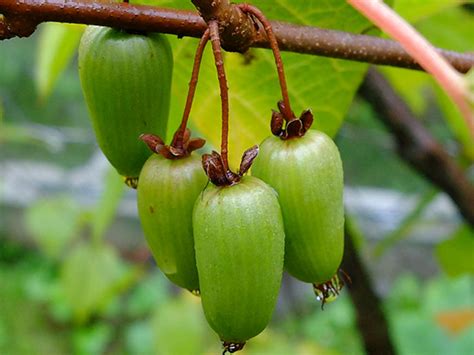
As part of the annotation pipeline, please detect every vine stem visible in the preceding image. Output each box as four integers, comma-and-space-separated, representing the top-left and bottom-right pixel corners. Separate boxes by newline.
238, 4, 294, 121
209, 20, 230, 171
172, 29, 210, 148
348, 0, 474, 138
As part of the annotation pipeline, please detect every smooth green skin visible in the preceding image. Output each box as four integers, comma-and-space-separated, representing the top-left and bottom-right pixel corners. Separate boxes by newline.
252, 130, 344, 284
79, 26, 172, 178
193, 176, 285, 343
137, 153, 207, 291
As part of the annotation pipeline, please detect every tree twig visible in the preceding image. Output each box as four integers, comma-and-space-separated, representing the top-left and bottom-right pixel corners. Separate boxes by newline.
342, 220, 396, 355
0, 0, 473, 73
359, 68, 474, 227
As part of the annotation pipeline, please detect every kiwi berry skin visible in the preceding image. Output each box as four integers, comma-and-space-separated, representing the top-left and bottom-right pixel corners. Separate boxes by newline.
252, 130, 344, 284
79, 26, 172, 178
137, 153, 206, 291
193, 176, 285, 343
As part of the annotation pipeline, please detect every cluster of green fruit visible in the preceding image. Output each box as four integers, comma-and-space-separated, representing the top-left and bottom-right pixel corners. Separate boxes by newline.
79, 26, 344, 353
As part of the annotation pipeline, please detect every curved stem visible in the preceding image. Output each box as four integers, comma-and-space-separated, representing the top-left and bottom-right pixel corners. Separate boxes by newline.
238, 4, 294, 121
209, 20, 230, 171
348, 0, 474, 139
172, 29, 210, 148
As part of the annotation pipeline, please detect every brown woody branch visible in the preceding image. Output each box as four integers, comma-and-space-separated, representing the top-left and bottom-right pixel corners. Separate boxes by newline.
359, 68, 474, 227
0, 0, 473, 73
342, 222, 396, 355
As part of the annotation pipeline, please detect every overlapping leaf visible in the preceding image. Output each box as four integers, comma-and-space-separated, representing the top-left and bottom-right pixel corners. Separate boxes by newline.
35, 23, 84, 100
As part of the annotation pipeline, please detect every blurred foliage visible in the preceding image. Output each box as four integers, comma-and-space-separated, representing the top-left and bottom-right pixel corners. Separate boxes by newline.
1, 244, 473, 355
338, 98, 429, 192
436, 225, 474, 277
386, 273, 474, 354
35, 23, 85, 101
382, 5, 474, 161
89, 168, 125, 244
25, 196, 82, 259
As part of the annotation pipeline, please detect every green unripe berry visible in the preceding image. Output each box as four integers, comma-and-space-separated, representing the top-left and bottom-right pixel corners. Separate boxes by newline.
79, 26, 172, 178
193, 176, 285, 347
252, 130, 344, 284
137, 153, 207, 291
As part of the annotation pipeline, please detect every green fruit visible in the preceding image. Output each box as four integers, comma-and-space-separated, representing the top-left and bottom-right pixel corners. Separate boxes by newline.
137, 153, 207, 291
79, 26, 172, 178
252, 130, 344, 284
193, 176, 285, 346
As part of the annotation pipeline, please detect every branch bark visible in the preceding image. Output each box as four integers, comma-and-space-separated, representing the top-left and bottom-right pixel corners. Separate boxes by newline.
342, 222, 396, 355
359, 68, 474, 227
0, 0, 473, 73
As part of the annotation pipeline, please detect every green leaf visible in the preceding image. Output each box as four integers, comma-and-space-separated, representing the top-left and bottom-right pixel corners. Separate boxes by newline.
73, 323, 113, 355
435, 225, 474, 277
24, 196, 82, 259
163, 0, 374, 167
393, 0, 463, 23
35, 23, 84, 101
60, 243, 126, 324
91, 168, 125, 243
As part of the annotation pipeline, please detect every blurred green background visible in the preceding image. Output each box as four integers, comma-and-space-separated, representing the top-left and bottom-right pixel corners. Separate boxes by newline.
1, 1, 473, 354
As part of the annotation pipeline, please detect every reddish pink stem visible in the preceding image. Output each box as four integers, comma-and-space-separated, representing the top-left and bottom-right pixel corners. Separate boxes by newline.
238, 3, 294, 121
209, 20, 230, 171
172, 29, 210, 148
348, 0, 473, 138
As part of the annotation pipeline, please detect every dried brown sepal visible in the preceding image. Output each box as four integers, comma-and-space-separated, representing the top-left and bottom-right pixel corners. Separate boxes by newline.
270, 101, 314, 140
313, 269, 351, 310
168, 145, 185, 157
222, 341, 245, 354
124, 176, 138, 189
140, 133, 165, 152
202, 145, 259, 187
186, 137, 206, 152
239, 145, 259, 176
284, 119, 303, 139
190, 289, 201, 297
140, 130, 206, 160
202, 151, 230, 186
270, 110, 284, 136
300, 109, 314, 132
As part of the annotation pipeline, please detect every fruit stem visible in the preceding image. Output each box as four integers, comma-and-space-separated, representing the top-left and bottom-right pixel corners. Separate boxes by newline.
172, 29, 210, 148
238, 4, 294, 121
209, 20, 230, 172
